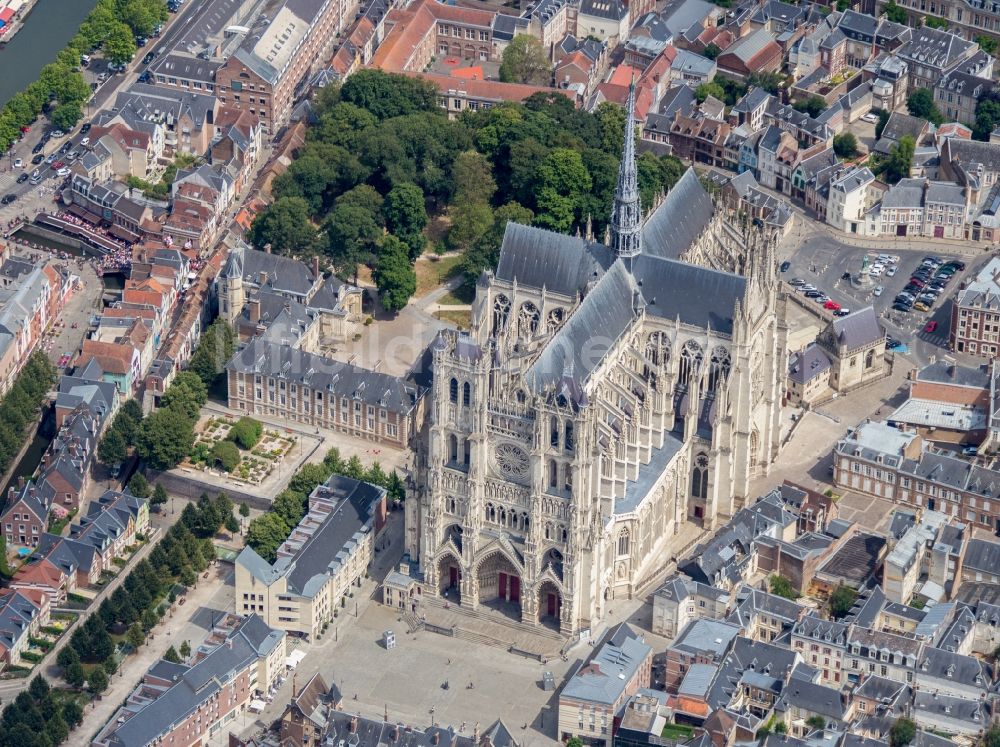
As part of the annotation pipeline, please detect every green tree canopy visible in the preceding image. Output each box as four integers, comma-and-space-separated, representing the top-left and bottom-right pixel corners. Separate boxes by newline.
833, 132, 859, 159
128, 473, 151, 500
137, 407, 196, 471
383, 182, 428, 259
888, 718, 916, 747
211, 440, 241, 473
98, 427, 127, 467
883, 0, 908, 22
499, 35, 550, 85
906, 88, 944, 124
245, 512, 291, 563
340, 69, 440, 120
160, 371, 208, 420
881, 135, 915, 184
87, 665, 108, 694
103, 22, 138, 64
373, 235, 417, 313
188, 317, 235, 387
829, 584, 858, 619
695, 81, 726, 103
163, 645, 182, 663
793, 95, 827, 118
249, 196, 317, 256
769, 575, 797, 600
227, 417, 263, 449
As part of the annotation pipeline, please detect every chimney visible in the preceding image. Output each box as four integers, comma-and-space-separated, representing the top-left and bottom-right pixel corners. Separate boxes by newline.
249, 298, 261, 323
264, 243, 272, 254
259, 271, 268, 286
312, 255, 320, 279
17, 476, 24, 489
350, 715, 358, 734
292, 673, 297, 699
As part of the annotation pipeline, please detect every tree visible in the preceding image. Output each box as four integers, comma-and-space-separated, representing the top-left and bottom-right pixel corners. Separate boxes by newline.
974, 93, 1000, 140
373, 235, 416, 313
323, 202, 382, 279
793, 95, 827, 118
64, 661, 85, 688
534, 148, 591, 232
977, 35, 998, 54
240, 502, 250, 519
126, 622, 145, 649
227, 416, 263, 449
50, 102, 83, 131
179, 640, 191, 659
137, 406, 196, 470
888, 718, 916, 747
161, 371, 208, 420
747, 71, 785, 95
883, 0, 908, 22
460, 201, 533, 282
248, 196, 317, 256
340, 69, 439, 120
805, 716, 826, 731
128, 473, 151, 500
383, 183, 428, 259
695, 81, 726, 103
225, 514, 241, 536
984, 725, 1000, 747
703, 43, 722, 60
98, 427, 127, 467
906, 88, 943, 124
56, 645, 79, 670
882, 135, 915, 184
188, 317, 235, 387
833, 132, 859, 159
246, 512, 291, 563
211, 440, 241, 473
62, 700, 83, 728
387, 471, 405, 503
828, 584, 858, 619
103, 21, 138, 64
769, 575, 797, 600
499, 35, 550, 85
875, 109, 891, 140
87, 665, 109, 695
28, 675, 48, 702
163, 645, 182, 663
152, 482, 168, 507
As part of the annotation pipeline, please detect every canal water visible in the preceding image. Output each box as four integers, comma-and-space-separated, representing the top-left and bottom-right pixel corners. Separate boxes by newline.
0, 0, 101, 109
1, 407, 55, 498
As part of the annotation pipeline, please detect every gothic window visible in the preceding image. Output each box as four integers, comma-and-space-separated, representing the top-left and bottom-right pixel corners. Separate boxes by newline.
517, 301, 540, 339
565, 421, 574, 451
545, 522, 553, 540
550, 416, 560, 447
691, 453, 709, 500
446, 496, 456, 513
499, 507, 507, 525
679, 341, 703, 387
448, 434, 458, 462
708, 347, 732, 391
486, 503, 496, 522
516, 389, 526, 404
493, 442, 529, 480
463, 439, 471, 466
493, 294, 511, 335
564, 464, 573, 491
549, 460, 558, 489
547, 308, 564, 333
449, 378, 458, 403
522, 513, 530, 531
751, 352, 765, 404
617, 528, 630, 556
646, 331, 670, 367
865, 349, 875, 369
462, 382, 471, 406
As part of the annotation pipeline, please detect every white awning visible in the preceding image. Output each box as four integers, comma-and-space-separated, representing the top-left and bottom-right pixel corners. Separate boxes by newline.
249, 699, 266, 712
285, 649, 306, 668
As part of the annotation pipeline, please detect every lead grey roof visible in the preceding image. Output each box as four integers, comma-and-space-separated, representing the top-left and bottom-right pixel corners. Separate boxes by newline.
641, 168, 716, 261
149, 53, 220, 83
963, 537, 1000, 574
918, 361, 990, 388
632, 254, 746, 334
223, 243, 317, 299
897, 26, 976, 72
562, 624, 651, 705
829, 306, 884, 350
579, 0, 628, 21
227, 337, 421, 413
788, 343, 831, 384
671, 618, 741, 657
495, 224, 613, 296
777, 680, 847, 721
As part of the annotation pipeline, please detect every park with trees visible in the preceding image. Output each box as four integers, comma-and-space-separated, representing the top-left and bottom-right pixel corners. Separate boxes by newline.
247, 70, 687, 312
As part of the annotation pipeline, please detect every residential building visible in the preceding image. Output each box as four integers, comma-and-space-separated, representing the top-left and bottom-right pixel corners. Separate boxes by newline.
935, 67, 995, 125
894, 27, 980, 91
216, 0, 354, 132
558, 624, 652, 744
950, 256, 1000, 357
651, 574, 731, 638
888, 360, 991, 445
664, 618, 740, 692
866, 179, 968, 239
883, 510, 947, 604
235, 475, 387, 638
827, 166, 876, 234
93, 614, 287, 747
0, 589, 48, 671
715, 29, 782, 79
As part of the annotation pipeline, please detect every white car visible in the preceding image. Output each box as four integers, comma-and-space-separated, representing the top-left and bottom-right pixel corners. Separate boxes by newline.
56, 167, 70, 177
873, 285, 884, 297
13, 158, 22, 168
861, 112, 879, 124
80, 136, 90, 146
869, 267, 883, 277
886, 266, 897, 277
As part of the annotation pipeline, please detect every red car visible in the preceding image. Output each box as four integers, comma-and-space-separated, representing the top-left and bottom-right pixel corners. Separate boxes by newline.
52, 160, 64, 169
824, 300, 841, 311
924, 321, 938, 333
19, 126, 30, 134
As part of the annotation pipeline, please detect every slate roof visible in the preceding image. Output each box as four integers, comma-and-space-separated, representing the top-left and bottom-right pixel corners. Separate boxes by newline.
917, 360, 990, 388
963, 537, 1000, 575
227, 337, 421, 414
671, 618, 741, 657
777, 680, 846, 721
897, 26, 976, 72
829, 306, 884, 351
222, 243, 317, 299
100, 615, 284, 746
641, 169, 716, 260
495, 224, 613, 296
562, 624, 651, 705
707, 637, 798, 710
579, 0, 628, 21
788, 343, 831, 385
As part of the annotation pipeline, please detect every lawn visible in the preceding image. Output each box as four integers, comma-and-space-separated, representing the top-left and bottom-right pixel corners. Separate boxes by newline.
415, 254, 463, 297
434, 308, 471, 329
661, 724, 694, 740
437, 283, 475, 306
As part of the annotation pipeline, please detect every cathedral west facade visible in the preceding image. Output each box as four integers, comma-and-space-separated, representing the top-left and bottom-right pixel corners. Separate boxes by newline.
406, 89, 789, 635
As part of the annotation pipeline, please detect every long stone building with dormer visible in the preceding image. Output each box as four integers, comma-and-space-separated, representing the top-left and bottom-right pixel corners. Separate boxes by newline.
406, 86, 789, 635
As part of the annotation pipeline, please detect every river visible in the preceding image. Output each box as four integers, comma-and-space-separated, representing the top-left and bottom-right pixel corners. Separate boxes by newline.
0, 0, 100, 109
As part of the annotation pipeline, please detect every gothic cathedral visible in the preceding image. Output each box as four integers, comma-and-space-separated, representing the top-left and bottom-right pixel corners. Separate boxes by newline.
407, 86, 788, 635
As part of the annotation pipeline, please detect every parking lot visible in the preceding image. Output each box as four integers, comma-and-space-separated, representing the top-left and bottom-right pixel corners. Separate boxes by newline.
784, 235, 979, 366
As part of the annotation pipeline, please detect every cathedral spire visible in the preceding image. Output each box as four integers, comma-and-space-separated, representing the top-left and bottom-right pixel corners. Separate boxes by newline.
610, 79, 642, 264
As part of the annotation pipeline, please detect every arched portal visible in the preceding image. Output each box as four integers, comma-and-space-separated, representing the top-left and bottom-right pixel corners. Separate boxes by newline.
437, 553, 462, 603
538, 579, 562, 631
476, 551, 521, 621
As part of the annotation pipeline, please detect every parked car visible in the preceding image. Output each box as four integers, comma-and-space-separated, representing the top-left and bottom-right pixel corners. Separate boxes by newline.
909, 278, 926, 289
780, 260, 790, 272
804, 290, 823, 298
80, 122, 91, 134
873, 285, 883, 297
963, 445, 979, 456
924, 320, 938, 333
51, 160, 64, 169
31, 154, 44, 165
841, 271, 852, 280
12, 158, 22, 169
893, 302, 912, 312
49, 129, 65, 138
29, 174, 42, 185
44, 153, 56, 164
789, 278, 806, 287
31, 142, 44, 154
824, 300, 841, 310
886, 266, 897, 277
833, 308, 851, 317
16, 173, 28, 184
861, 112, 879, 124
914, 301, 931, 312
79, 137, 90, 146
56, 167, 70, 177
142, 51, 156, 65
801, 284, 818, 292
0, 194, 15, 205
918, 294, 937, 306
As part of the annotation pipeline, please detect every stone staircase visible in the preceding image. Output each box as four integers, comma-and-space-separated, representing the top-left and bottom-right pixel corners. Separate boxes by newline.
422, 594, 563, 641
403, 611, 423, 633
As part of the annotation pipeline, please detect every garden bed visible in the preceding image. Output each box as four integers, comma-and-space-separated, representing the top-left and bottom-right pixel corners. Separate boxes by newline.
185, 416, 297, 485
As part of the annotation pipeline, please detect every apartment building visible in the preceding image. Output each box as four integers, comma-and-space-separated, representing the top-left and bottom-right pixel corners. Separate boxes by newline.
866, 179, 968, 239
216, 0, 354, 132
951, 256, 1000, 357
235, 476, 387, 639
833, 420, 1000, 533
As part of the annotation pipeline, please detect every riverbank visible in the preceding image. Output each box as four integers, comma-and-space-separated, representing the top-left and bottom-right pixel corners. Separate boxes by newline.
0, 0, 40, 45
